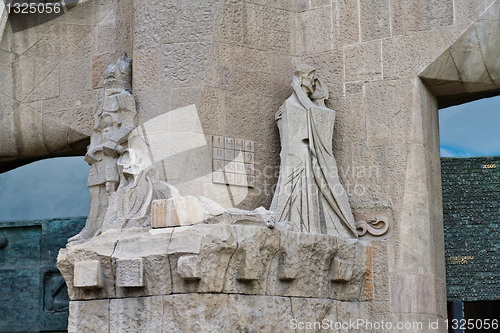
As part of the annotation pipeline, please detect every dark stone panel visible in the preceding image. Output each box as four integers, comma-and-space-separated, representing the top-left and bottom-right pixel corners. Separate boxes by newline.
0, 217, 86, 332
0, 268, 41, 332
441, 157, 500, 302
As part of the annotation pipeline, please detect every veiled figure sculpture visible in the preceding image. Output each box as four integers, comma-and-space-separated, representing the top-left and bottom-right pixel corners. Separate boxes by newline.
270, 65, 357, 238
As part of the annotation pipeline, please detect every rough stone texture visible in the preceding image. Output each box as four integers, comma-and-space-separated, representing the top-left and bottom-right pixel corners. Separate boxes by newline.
0, 0, 133, 171
112, 230, 173, 298
68, 299, 109, 333
59, 225, 370, 301
3, 0, 499, 331
110, 296, 163, 332
345, 41, 383, 82
176, 255, 200, 281
359, 0, 391, 42
58, 229, 145, 300
115, 258, 144, 287
420, 3, 500, 102
73, 260, 103, 289
70, 294, 375, 333
334, 0, 360, 46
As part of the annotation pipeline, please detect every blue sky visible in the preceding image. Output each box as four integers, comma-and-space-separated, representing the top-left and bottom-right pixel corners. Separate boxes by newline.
0, 157, 90, 221
439, 95, 500, 158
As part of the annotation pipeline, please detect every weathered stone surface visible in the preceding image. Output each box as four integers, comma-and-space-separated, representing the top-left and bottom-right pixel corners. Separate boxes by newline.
228, 294, 294, 331
164, 294, 295, 332
449, 24, 497, 92
116, 258, 144, 287
267, 232, 337, 298
406, 0, 454, 33
61, 224, 369, 305
420, 9, 500, 100
331, 238, 370, 301
244, 3, 291, 53
364, 79, 414, 148
68, 300, 109, 333
479, 0, 500, 20
196, 227, 237, 292
223, 227, 280, 294
163, 294, 231, 332
112, 230, 172, 298
455, 0, 494, 24
73, 260, 103, 289
58, 229, 143, 300
300, 49, 344, 97
10, 0, 496, 330
0, 4, 8, 46
383, 31, 447, 79
330, 258, 354, 282
0, 1, 132, 168
475, 20, 500, 87
290, 298, 338, 330
359, 0, 390, 42
330, 92, 366, 144
370, 241, 391, 302
334, 0, 360, 46
110, 296, 163, 332
345, 41, 383, 82
292, 7, 333, 55
177, 255, 200, 281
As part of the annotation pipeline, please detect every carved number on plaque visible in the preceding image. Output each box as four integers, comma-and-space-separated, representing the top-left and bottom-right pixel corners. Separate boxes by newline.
212, 136, 255, 187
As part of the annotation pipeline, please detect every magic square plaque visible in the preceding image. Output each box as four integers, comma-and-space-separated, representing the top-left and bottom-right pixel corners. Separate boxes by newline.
212, 136, 255, 188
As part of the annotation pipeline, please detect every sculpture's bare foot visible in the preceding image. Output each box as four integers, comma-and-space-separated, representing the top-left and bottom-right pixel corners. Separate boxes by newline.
67, 233, 87, 247
67, 226, 97, 247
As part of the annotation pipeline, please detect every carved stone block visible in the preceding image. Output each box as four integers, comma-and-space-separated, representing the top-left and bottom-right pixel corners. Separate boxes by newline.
73, 260, 103, 289
177, 255, 200, 281
236, 252, 260, 282
151, 196, 205, 228
116, 258, 144, 287
329, 258, 354, 283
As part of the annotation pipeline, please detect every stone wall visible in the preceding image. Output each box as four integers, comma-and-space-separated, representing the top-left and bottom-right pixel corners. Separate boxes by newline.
0, 0, 133, 171
2, 0, 500, 331
59, 225, 372, 332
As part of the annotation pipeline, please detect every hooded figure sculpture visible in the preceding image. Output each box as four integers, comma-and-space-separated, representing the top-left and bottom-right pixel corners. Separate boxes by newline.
270, 65, 357, 238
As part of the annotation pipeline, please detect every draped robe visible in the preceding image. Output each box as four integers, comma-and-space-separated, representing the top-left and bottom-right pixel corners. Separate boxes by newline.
270, 88, 357, 238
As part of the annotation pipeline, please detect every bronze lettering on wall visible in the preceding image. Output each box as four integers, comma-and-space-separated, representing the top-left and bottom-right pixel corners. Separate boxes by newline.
449, 256, 474, 265
482, 164, 497, 169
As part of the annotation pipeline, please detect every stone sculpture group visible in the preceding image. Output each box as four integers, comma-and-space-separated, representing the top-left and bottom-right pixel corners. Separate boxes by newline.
70, 56, 362, 243
58, 54, 375, 330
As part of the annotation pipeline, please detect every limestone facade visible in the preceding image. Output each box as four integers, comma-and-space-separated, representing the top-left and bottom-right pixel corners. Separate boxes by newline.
2, 0, 500, 332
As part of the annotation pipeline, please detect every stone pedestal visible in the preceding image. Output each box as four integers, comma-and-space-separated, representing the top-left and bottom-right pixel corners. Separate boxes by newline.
58, 225, 372, 332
